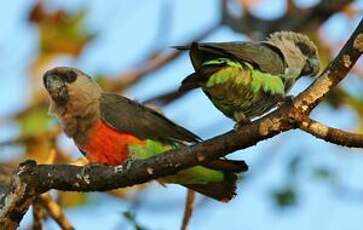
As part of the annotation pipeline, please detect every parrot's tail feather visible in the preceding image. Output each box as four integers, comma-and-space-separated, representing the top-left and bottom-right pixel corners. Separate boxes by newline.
179, 66, 223, 92
179, 73, 201, 91
182, 172, 238, 202
171, 45, 190, 50
183, 159, 247, 202
203, 159, 248, 173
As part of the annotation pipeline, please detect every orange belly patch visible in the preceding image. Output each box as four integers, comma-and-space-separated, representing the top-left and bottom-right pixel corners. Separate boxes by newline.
81, 120, 146, 165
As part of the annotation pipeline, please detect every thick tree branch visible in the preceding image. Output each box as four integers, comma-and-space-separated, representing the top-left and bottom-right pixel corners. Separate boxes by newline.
0, 162, 37, 230
1, 17, 362, 230
298, 117, 363, 148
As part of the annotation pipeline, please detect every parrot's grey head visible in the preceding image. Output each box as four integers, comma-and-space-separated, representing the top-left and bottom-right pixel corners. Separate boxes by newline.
43, 66, 102, 106
43, 66, 103, 140
267, 31, 320, 77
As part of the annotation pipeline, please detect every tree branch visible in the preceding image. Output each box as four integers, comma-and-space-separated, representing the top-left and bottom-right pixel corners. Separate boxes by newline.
180, 190, 195, 230
298, 116, 363, 148
0, 162, 37, 230
1, 16, 362, 230
32, 198, 45, 230
38, 193, 74, 230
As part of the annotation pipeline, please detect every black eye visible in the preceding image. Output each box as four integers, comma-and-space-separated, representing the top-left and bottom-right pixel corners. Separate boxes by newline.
63, 71, 77, 83
296, 42, 315, 57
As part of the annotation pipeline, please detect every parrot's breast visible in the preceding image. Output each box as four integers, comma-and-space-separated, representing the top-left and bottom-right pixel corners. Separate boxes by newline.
80, 120, 146, 165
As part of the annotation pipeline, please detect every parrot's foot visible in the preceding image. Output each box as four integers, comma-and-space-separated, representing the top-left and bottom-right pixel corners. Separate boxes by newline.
277, 95, 294, 107
233, 112, 251, 131
124, 159, 135, 170
80, 163, 101, 184
83, 162, 102, 169
234, 120, 252, 130
113, 159, 135, 173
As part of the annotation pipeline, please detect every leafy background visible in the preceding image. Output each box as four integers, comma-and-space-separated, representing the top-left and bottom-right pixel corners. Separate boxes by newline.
0, 0, 362, 229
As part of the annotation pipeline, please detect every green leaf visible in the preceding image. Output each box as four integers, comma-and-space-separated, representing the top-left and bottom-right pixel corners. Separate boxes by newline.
271, 186, 297, 208
287, 155, 301, 176
122, 211, 148, 230
18, 107, 52, 136
58, 192, 89, 208
313, 167, 334, 180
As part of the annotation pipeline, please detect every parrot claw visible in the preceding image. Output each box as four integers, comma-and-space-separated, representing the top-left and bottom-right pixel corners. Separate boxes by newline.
233, 120, 252, 131
277, 95, 294, 107
125, 159, 134, 170
233, 112, 251, 130
79, 163, 101, 184
83, 163, 101, 171
113, 160, 135, 173
113, 165, 124, 173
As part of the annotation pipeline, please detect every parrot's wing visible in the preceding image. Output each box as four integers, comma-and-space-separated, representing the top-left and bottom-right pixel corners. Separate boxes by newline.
99, 93, 201, 143
179, 65, 222, 91
175, 42, 286, 75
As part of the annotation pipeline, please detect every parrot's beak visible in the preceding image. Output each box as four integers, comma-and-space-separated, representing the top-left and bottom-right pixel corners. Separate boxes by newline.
43, 74, 69, 105
309, 58, 320, 77
301, 58, 320, 77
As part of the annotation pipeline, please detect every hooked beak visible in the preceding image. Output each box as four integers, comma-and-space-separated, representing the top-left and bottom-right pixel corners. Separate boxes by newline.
43, 74, 69, 105
307, 58, 320, 77
301, 58, 320, 77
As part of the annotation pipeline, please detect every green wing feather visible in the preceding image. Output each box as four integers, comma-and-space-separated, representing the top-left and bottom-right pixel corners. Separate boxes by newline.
203, 59, 285, 95
198, 58, 285, 119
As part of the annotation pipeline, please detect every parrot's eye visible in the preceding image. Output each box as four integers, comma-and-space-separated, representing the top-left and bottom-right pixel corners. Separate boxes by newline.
296, 42, 316, 58
63, 71, 77, 83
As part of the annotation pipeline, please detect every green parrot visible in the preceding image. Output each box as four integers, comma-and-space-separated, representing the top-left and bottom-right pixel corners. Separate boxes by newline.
43, 67, 248, 202
176, 31, 320, 124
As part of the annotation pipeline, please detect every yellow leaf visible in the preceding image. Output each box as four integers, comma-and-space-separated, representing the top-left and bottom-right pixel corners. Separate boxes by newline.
58, 191, 89, 208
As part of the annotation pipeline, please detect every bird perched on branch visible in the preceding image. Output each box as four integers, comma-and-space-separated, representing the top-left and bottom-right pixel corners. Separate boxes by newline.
43, 67, 248, 202
176, 31, 320, 125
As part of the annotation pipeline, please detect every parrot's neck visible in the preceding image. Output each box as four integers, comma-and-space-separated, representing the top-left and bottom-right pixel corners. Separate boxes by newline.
49, 89, 102, 146
266, 40, 306, 80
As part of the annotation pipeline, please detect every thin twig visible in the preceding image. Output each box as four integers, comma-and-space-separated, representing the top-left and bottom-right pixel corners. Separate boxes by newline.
0, 128, 61, 148
38, 193, 74, 230
298, 116, 363, 148
32, 198, 45, 230
181, 190, 196, 230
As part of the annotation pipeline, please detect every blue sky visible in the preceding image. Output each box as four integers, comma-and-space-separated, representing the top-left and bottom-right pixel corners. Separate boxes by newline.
0, 0, 363, 229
